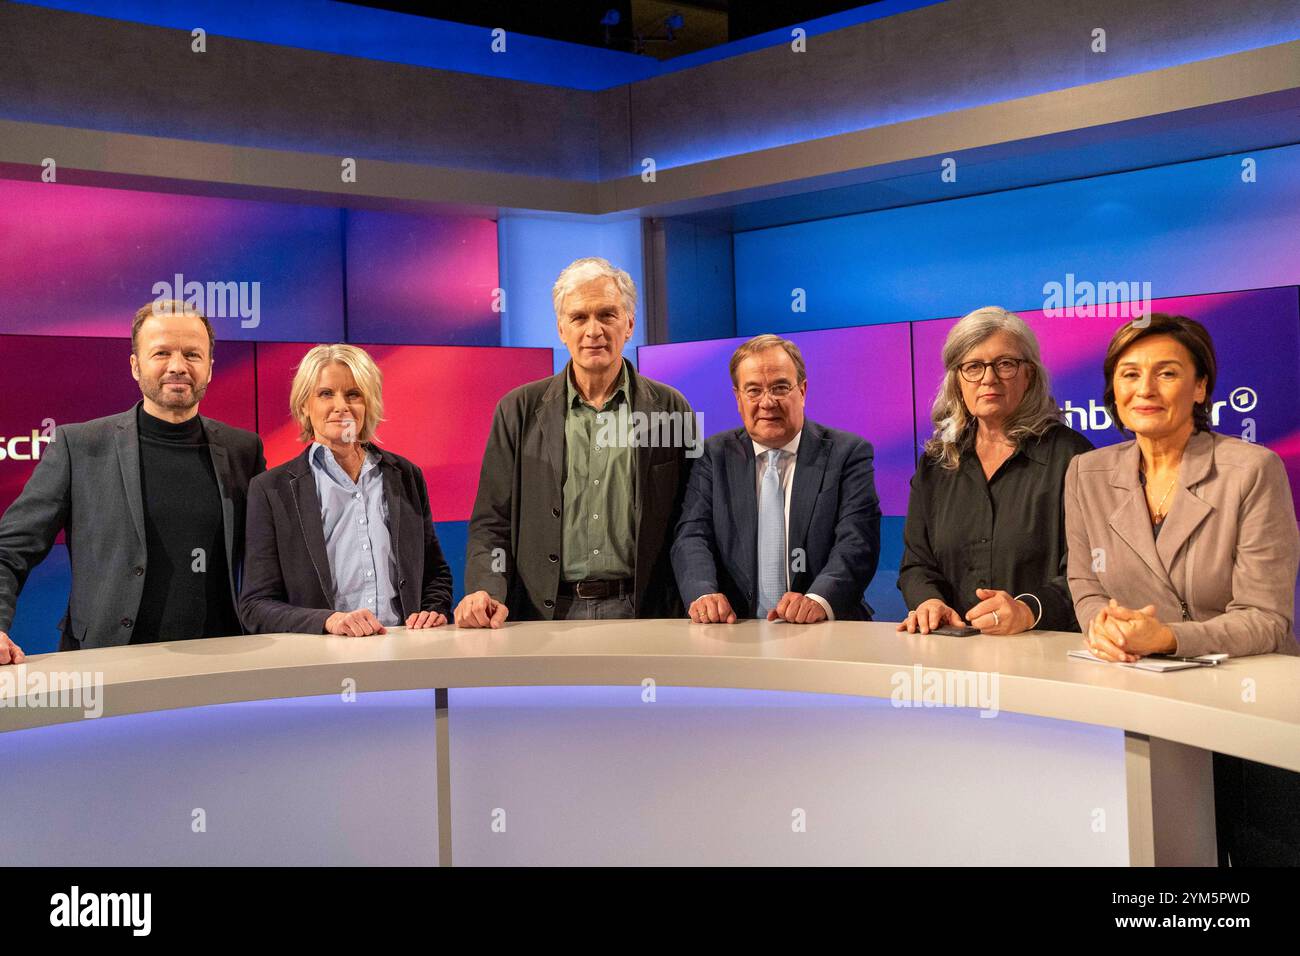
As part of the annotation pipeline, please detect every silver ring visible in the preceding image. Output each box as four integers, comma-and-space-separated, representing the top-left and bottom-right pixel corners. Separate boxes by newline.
992, 610, 1001, 626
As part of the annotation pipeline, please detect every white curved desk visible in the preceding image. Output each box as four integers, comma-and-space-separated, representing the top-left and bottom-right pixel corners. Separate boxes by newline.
2, 620, 1296, 866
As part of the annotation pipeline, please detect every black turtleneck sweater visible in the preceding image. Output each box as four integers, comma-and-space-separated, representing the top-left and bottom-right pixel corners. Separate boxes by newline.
133, 405, 239, 643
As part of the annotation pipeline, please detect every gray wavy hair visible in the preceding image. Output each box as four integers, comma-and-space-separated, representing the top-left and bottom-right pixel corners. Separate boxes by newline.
923, 306, 1061, 470
551, 256, 637, 320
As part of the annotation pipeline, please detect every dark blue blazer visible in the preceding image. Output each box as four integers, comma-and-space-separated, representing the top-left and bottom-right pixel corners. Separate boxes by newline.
671, 419, 881, 620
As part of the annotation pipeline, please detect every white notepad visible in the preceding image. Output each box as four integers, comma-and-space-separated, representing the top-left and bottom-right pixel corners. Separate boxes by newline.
1067, 649, 1228, 671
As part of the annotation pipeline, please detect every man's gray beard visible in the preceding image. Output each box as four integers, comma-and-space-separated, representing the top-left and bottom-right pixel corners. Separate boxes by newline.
142, 377, 208, 411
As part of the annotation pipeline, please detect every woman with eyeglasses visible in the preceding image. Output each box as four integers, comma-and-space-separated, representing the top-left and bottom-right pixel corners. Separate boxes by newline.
897, 306, 1092, 635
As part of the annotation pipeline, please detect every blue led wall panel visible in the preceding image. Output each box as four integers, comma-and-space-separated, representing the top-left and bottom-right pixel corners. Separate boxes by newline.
499, 214, 646, 373
735, 146, 1300, 336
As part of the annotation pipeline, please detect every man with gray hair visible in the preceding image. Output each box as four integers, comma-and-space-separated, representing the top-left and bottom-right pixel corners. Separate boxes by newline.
672, 334, 881, 624
458, 257, 695, 625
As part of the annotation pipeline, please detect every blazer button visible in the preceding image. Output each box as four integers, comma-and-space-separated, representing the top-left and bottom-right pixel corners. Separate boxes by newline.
552, 507, 560, 517
548, 553, 558, 563
400, 579, 407, 586
132, 567, 144, 576
120, 617, 133, 628
544, 599, 554, 609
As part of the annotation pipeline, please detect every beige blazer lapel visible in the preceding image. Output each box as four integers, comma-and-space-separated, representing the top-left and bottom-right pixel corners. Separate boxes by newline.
1106, 440, 1175, 593
1155, 430, 1215, 573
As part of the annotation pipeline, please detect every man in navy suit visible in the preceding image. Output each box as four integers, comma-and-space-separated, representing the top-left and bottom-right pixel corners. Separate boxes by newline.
671, 335, 881, 624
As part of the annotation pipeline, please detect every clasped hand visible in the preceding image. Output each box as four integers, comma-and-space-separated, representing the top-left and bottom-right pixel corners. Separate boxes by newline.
1085, 599, 1176, 661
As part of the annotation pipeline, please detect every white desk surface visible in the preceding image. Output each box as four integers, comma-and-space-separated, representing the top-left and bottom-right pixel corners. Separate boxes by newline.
2, 620, 1297, 770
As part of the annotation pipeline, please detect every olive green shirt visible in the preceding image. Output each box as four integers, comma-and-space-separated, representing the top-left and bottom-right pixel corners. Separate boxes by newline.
563, 362, 637, 582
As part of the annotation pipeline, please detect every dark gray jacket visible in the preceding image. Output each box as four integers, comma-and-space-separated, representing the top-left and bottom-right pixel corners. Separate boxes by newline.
239, 445, 453, 634
0, 404, 265, 648
465, 359, 694, 619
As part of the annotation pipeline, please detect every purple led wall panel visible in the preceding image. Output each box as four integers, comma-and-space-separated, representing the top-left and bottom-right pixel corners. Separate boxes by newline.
638, 287, 1300, 519
0, 180, 344, 343
637, 324, 916, 515
911, 288, 1300, 499
345, 211, 501, 346
0, 334, 258, 518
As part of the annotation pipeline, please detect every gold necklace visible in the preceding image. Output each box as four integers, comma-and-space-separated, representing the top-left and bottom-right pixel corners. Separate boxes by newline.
1142, 468, 1178, 522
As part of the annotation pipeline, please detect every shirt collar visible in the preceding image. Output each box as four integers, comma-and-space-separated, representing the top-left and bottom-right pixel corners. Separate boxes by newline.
310, 441, 379, 478
1017, 429, 1053, 466
567, 360, 629, 410
960, 426, 1054, 471
752, 429, 801, 461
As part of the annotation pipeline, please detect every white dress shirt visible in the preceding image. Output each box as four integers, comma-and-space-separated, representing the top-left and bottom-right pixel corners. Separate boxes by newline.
751, 430, 834, 620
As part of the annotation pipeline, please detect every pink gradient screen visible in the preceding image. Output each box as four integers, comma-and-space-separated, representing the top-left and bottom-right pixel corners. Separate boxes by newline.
256, 343, 552, 522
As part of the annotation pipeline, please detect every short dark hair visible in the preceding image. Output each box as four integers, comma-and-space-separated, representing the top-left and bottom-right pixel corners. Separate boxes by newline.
131, 299, 215, 358
1103, 313, 1217, 434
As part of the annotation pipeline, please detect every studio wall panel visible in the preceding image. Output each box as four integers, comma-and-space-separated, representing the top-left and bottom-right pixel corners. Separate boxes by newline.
734, 147, 1300, 336
254, 342, 553, 523
0, 334, 257, 517
911, 287, 1300, 498
638, 324, 916, 516
0, 180, 344, 343
345, 211, 500, 347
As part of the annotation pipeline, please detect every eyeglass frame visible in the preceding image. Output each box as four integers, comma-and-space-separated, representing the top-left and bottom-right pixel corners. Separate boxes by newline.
954, 356, 1031, 383
734, 381, 800, 403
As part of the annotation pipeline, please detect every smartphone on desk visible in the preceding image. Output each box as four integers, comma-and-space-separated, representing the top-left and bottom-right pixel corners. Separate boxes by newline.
930, 625, 980, 637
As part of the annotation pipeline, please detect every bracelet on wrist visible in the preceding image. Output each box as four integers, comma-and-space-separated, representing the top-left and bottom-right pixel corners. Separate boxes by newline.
1013, 593, 1043, 630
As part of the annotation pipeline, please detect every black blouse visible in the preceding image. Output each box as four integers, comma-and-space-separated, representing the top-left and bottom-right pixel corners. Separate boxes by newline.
898, 423, 1094, 631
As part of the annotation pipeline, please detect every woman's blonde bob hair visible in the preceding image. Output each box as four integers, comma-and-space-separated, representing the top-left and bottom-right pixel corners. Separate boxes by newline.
289, 344, 385, 444
923, 306, 1061, 470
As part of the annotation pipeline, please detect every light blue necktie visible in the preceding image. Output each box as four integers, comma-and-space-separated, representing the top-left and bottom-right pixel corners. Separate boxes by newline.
757, 449, 786, 616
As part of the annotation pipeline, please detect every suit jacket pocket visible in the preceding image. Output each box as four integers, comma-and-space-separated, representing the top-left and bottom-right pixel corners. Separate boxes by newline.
66, 615, 89, 648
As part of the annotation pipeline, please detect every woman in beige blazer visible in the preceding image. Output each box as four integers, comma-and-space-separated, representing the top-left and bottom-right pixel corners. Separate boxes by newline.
1064, 313, 1299, 660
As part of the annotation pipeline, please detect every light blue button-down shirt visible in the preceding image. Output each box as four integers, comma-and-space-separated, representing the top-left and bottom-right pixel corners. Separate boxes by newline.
309, 442, 401, 626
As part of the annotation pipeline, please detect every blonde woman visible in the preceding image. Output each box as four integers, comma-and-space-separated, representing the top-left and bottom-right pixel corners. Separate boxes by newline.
239, 345, 452, 636
897, 307, 1092, 635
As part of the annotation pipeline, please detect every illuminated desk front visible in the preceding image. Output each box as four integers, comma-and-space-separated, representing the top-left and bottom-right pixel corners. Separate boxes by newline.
2, 620, 1296, 866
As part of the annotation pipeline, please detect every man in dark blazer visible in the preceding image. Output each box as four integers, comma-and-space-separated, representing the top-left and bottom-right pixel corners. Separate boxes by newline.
457, 257, 696, 626
0, 301, 265, 662
672, 335, 881, 623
